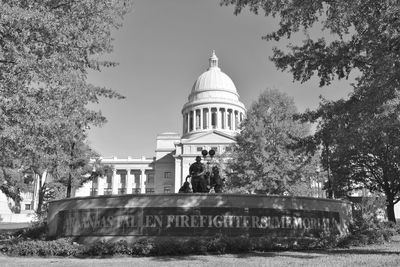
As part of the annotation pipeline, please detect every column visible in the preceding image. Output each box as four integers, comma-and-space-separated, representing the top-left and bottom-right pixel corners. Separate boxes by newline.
207, 107, 211, 129
112, 169, 118, 195
200, 108, 203, 130
233, 110, 238, 131
230, 110, 234, 131
227, 109, 231, 130
140, 169, 147, 194
98, 176, 105, 196
183, 113, 187, 133
186, 112, 190, 133
126, 169, 132, 194
196, 109, 200, 130
191, 110, 196, 132
174, 158, 182, 193
217, 107, 221, 129
224, 108, 228, 130
220, 108, 224, 129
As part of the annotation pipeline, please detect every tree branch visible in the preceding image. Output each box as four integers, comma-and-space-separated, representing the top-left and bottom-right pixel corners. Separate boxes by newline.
0, 60, 16, 64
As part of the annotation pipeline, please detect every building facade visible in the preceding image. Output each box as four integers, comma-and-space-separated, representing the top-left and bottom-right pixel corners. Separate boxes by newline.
75, 50, 246, 196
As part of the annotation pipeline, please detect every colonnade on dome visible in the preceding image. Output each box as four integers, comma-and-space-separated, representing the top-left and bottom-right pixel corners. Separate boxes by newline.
181, 51, 246, 138
183, 106, 244, 134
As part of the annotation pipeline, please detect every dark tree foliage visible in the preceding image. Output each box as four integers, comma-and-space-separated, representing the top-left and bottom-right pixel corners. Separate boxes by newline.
0, 1, 132, 211
221, 0, 400, 222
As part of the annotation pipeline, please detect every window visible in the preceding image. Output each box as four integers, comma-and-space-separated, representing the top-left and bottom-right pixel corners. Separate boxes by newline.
164, 172, 172, 179
106, 174, 112, 184
90, 188, 98, 196
164, 186, 171, 193
118, 188, 127, 195
197, 147, 203, 152
92, 177, 98, 185
134, 173, 140, 185
146, 188, 155, 194
211, 147, 218, 152
25, 204, 31, 210
117, 170, 126, 186
147, 173, 154, 184
225, 146, 232, 152
120, 175, 126, 186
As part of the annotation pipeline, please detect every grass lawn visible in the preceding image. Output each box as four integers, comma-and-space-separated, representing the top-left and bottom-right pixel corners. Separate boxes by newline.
0, 236, 399, 267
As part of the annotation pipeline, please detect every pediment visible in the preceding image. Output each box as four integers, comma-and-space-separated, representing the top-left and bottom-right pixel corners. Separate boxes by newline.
182, 130, 236, 145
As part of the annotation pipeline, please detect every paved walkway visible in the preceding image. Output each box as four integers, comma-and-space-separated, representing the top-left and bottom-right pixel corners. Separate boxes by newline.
0, 223, 30, 230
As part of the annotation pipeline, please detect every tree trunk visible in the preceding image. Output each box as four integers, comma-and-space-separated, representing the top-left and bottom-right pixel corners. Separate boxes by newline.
37, 184, 45, 215
66, 173, 72, 198
386, 202, 396, 223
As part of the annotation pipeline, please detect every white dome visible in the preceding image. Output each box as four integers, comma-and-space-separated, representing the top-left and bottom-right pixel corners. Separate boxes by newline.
188, 51, 239, 102
191, 68, 237, 93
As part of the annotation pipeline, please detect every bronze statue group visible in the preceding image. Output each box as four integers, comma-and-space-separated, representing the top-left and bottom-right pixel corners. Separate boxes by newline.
179, 156, 224, 193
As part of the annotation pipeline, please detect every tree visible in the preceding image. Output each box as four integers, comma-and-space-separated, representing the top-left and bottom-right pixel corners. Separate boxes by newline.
225, 89, 314, 194
221, 0, 400, 222
0, 1, 132, 210
297, 97, 400, 222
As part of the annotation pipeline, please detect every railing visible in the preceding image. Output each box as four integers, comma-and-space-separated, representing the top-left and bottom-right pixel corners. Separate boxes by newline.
145, 188, 155, 194
118, 188, 127, 195
132, 188, 141, 194
103, 188, 112, 195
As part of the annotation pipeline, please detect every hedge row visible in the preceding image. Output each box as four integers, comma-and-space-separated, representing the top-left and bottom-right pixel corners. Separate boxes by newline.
2, 234, 340, 257
2, 218, 399, 257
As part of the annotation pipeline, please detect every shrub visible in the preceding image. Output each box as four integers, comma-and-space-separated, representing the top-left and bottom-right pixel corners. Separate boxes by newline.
7, 238, 80, 257
17, 221, 48, 240
225, 236, 252, 253
130, 239, 154, 256
337, 203, 398, 247
185, 238, 208, 254
251, 236, 273, 251
83, 240, 118, 256
206, 235, 227, 254
152, 239, 188, 256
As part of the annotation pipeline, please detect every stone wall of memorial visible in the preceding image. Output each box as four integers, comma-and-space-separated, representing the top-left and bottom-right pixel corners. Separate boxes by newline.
47, 194, 352, 243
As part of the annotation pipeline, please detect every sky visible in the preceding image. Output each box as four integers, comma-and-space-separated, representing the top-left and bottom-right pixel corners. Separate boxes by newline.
87, 0, 354, 158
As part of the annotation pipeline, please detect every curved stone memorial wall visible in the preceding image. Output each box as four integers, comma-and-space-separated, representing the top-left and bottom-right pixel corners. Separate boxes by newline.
47, 194, 352, 242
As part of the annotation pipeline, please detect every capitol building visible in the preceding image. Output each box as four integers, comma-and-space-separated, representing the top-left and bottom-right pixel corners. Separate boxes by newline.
75, 51, 246, 197
3, 51, 400, 223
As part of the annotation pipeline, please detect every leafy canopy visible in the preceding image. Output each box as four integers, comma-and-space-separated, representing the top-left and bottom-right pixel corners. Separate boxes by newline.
0, 0, 132, 204
226, 89, 313, 194
221, 0, 400, 221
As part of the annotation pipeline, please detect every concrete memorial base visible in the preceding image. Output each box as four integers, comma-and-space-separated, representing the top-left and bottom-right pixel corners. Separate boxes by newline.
47, 194, 352, 243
